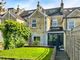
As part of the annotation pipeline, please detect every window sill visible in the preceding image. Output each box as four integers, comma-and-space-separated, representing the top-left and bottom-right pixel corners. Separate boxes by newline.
32, 27, 36, 28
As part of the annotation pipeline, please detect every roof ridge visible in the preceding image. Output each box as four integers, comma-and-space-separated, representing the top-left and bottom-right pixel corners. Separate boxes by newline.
24, 7, 61, 11
44, 7, 61, 10
64, 7, 80, 9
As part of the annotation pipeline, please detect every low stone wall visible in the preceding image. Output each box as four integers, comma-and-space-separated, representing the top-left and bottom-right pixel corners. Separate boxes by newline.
51, 47, 56, 60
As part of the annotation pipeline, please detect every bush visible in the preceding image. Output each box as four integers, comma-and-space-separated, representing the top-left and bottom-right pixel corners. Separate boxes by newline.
0, 20, 31, 49
15, 36, 26, 48
32, 40, 40, 46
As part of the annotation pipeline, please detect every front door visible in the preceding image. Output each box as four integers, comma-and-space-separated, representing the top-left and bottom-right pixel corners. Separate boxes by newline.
48, 33, 63, 49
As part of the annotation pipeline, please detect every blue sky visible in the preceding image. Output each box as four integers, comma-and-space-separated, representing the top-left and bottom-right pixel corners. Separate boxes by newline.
3, 0, 80, 10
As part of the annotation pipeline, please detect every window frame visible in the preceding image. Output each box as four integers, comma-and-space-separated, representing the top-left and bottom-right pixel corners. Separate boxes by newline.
67, 19, 75, 30
34, 36, 40, 41
52, 18, 58, 27
32, 19, 36, 28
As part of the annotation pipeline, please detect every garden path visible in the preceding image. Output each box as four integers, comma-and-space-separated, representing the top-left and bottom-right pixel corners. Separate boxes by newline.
55, 50, 70, 60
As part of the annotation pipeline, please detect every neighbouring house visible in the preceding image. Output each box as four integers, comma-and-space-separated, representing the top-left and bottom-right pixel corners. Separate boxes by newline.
0, 0, 80, 49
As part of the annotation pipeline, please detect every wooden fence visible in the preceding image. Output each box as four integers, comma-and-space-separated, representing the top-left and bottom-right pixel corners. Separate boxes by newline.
66, 26, 80, 60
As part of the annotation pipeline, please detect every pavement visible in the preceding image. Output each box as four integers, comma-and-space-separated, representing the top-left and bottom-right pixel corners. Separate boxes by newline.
55, 50, 70, 60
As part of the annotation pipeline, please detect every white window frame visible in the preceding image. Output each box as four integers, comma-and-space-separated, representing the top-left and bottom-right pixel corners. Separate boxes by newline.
52, 18, 58, 27
67, 19, 75, 30
32, 19, 36, 28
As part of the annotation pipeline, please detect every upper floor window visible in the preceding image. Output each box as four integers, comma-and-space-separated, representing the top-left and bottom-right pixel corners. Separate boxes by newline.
68, 20, 75, 30
52, 19, 58, 27
32, 20, 36, 28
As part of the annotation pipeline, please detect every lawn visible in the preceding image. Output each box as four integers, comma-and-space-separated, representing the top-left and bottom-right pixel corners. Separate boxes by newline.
0, 47, 53, 60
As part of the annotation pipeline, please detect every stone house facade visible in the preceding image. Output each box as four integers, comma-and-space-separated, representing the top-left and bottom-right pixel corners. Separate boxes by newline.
0, 0, 80, 49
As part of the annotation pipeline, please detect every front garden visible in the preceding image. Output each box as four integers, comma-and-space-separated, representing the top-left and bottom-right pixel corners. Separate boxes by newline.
0, 47, 53, 60
0, 20, 54, 60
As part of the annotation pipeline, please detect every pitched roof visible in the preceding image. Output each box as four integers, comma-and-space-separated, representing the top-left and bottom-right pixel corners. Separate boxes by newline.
11, 12, 24, 20
20, 6, 80, 19
20, 10, 35, 18
45, 7, 62, 16
1, 11, 24, 21
63, 7, 80, 17
1, 6, 80, 20
20, 7, 62, 18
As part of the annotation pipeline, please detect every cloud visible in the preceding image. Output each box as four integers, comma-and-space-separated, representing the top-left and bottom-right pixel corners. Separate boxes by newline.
19, 0, 60, 10
20, 0, 80, 9
16, 0, 39, 10
41, 0, 80, 9
5, 0, 80, 10
64, 0, 80, 8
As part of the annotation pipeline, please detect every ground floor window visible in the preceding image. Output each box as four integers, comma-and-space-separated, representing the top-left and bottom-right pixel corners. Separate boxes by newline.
33, 36, 40, 46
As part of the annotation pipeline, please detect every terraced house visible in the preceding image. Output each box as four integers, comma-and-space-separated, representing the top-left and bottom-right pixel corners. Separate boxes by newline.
0, 0, 80, 49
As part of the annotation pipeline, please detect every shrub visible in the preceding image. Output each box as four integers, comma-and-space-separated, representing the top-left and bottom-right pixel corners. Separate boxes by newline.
0, 20, 31, 49
32, 40, 40, 46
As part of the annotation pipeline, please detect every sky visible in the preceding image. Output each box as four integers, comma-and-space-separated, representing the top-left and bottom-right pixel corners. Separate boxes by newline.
2, 0, 80, 10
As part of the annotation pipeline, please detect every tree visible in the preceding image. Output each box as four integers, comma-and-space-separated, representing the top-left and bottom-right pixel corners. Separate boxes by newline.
0, 20, 31, 49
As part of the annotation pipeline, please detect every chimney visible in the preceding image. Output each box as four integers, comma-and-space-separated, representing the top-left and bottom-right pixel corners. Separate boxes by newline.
16, 5, 20, 13
61, 0, 64, 8
37, 1, 40, 9
60, 0, 64, 14
0, 0, 6, 13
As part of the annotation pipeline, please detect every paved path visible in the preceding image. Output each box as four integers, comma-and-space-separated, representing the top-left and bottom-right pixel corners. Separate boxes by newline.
55, 50, 70, 60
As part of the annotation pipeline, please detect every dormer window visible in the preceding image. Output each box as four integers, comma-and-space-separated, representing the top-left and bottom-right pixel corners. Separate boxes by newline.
32, 20, 36, 28
52, 19, 58, 27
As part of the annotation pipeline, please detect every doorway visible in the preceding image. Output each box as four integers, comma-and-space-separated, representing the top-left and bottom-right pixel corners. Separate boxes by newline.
48, 33, 63, 49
